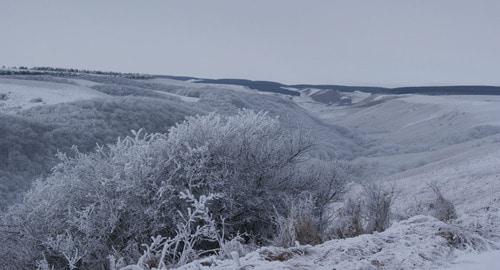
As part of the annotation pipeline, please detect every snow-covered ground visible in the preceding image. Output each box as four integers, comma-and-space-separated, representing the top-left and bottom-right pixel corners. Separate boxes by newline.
176, 216, 496, 270
440, 250, 500, 270
0, 78, 108, 114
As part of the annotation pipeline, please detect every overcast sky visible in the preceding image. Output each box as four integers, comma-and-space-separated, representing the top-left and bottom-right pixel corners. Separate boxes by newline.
1, 0, 499, 86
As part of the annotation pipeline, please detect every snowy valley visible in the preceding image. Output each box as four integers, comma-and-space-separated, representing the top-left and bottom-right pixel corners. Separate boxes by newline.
0, 70, 499, 270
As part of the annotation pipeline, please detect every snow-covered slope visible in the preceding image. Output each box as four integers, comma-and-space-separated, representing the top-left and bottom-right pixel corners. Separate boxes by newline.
314, 94, 500, 214
294, 92, 500, 269
1, 72, 499, 269
0, 78, 108, 114
441, 249, 500, 270
0, 74, 358, 210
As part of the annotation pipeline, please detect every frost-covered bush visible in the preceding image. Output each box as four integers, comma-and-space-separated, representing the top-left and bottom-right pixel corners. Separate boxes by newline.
117, 190, 221, 269
165, 110, 313, 238
401, 183, 457, 223
271, 161, 349, 247
328, 184, 393, 239
1, 130, 172, 269
272, 193, 321, 247
330, 198, 364, 239
0, 110, 328, 270
363, 184, 393, 233
437, 224, 491, 251
296, 160, 349, 231
428, 183, 457, 222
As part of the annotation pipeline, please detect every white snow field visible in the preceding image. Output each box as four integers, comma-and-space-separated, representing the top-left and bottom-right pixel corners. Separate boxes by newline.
440, 249, 500, 270
0, 78, 108, 113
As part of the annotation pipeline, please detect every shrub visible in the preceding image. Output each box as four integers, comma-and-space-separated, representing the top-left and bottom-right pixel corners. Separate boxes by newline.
363, 184, 393, 233
401, 183, 458, 223
329, 184, 393, 239
165, 110, 314, 238
437, 224, 491, 251
272, 193, 322, 247
330, 198, 364, 239
0, 110, 321, 269
428, 182, 457, 222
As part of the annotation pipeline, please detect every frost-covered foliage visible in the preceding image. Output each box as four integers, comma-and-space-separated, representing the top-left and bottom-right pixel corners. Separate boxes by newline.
115, 190, 221, 269
363, 184, 393, 233
0, 110, 340, 270
272, 193, 322, 248
400, 183, 458, 223
328, 184, 394, 239
271, 161, 350, 247
329, 198, 364, 239
428, 183, 458, 222
270, 181, 391, 245
1, 130, 172, 269
164, 110, 314, 238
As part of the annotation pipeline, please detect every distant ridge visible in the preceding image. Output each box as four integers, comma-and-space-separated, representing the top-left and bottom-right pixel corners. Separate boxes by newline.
2, 66, 500, 96
159, 75, 500, 96
191, 78, 500, 96
196, 79, 500, 96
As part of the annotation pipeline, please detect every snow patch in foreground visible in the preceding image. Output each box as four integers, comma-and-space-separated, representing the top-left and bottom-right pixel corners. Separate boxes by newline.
440, 250, 500, 270
175, 216, 496, 270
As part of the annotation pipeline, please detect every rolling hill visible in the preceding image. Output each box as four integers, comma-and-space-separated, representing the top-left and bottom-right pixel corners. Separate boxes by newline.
1, 67, 499, 269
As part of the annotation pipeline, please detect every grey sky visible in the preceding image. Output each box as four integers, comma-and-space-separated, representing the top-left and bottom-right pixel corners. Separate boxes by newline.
1, 0, 499, 86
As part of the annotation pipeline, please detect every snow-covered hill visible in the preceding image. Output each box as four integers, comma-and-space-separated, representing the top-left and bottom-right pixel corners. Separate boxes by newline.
1, 71, 499, 269
0, 78, 108, 114
297, 93, 500, 215
0, 74, 356, 209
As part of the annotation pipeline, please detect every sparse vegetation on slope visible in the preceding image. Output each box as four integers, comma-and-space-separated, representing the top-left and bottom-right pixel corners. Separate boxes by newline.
0, 96, 198, 209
